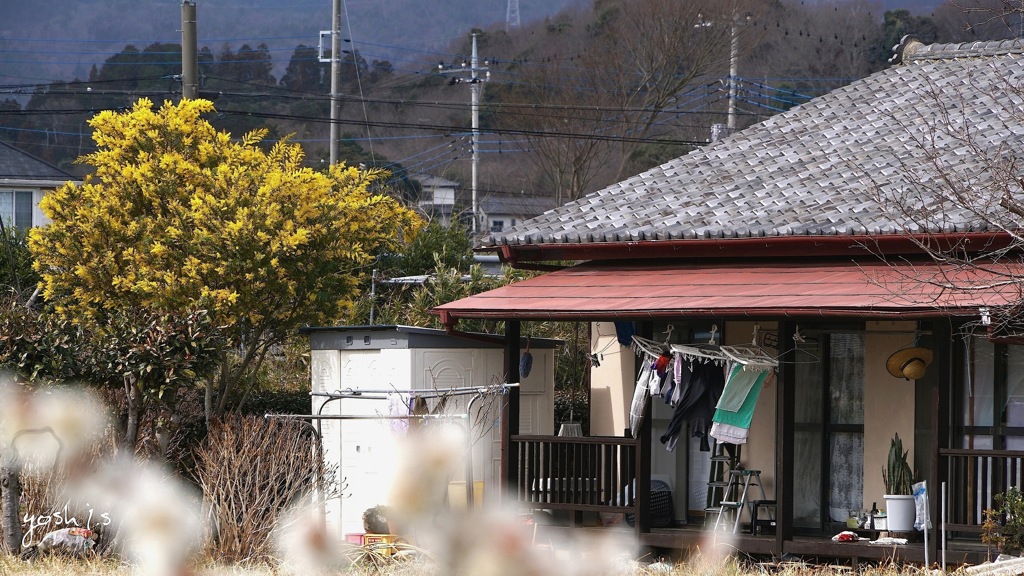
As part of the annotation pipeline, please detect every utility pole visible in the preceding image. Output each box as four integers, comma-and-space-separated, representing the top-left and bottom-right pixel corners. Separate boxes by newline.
181, 1, 198, 100
329, 0, 342, 165
439, 34, 488, 233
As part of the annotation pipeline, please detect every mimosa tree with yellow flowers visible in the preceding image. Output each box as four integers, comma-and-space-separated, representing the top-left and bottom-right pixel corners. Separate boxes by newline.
29, 98, 422, 422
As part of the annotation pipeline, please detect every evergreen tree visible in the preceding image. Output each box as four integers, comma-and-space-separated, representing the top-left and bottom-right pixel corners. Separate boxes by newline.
280, 45, 325, 92
870, 9, 939, 71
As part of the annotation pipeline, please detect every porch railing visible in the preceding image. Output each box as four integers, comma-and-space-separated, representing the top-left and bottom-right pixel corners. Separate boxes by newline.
510, 435, 638, 514
941, 448, 1024, 532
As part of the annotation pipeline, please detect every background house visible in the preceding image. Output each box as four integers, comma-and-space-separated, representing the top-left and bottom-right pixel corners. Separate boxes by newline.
479, 193, 556, 234
0, 141, 75, 231
416, 175, 459, 226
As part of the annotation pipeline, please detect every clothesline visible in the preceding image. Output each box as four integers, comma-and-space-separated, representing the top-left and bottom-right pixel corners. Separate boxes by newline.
630, 332, 782, 449
721, 345, 777, 370
311, 383, 519, 400
633, 337, 808, 369
671, 343, 728, 366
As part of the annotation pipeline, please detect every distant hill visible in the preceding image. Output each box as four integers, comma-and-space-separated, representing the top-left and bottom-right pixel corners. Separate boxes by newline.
0, 0, 585, 83
883, 0, 944, 13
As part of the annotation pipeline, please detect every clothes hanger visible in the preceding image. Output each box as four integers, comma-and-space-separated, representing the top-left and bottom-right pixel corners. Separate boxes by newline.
720, 345, 778, 370
670, 343, 727, 365
720, 324, 779, 370
668, 324, 727, 364
773, 325, 822, 364
631, 335, 667, 358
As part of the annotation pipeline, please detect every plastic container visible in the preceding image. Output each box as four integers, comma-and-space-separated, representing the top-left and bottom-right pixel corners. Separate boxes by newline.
364, 533, 398, 556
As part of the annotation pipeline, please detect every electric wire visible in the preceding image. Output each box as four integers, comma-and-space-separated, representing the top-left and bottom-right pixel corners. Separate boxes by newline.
341, 0, 375, 164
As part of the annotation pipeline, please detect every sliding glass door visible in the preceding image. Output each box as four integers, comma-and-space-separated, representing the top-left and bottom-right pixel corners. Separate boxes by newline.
793, 330, 865, 531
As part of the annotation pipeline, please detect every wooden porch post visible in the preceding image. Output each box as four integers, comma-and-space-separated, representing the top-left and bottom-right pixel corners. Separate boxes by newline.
501, 320, 521, 502
775, 321, 796, 557
925, 319, 953, 565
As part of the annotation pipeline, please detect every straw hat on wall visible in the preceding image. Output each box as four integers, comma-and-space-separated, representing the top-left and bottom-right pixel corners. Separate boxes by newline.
886, 347, 933, 380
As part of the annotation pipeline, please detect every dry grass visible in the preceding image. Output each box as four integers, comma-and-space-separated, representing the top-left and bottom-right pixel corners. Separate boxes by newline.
0, 551, 957, 576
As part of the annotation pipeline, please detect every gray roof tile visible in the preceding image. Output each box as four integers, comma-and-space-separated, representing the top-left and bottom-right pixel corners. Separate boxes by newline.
483, 39, 1024, 249
0, 141, 74, 181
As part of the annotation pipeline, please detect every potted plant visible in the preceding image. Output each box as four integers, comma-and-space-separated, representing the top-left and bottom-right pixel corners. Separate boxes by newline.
882, 433, 917, 532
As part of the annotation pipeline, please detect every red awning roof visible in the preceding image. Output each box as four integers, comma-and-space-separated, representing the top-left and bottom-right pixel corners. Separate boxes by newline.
433, 258, 1024, 324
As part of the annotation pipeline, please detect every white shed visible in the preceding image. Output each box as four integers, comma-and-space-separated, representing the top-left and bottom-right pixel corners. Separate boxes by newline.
303, 325, 559, 537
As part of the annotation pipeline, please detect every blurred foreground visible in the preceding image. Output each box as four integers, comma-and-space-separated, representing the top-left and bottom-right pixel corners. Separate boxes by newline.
0, 553, 948, 576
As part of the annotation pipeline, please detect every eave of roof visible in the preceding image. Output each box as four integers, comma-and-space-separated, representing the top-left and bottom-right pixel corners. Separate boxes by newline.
0, 178, 78, 188
489, 232, 1013, 266
434, 257, 1021, 325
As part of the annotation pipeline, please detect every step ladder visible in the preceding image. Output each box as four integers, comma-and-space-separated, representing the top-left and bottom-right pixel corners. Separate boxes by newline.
713, 468, 770, 533
703, 441, 739, 527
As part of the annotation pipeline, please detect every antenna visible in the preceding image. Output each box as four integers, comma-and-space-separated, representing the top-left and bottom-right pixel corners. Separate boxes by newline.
506, 0, 521, 30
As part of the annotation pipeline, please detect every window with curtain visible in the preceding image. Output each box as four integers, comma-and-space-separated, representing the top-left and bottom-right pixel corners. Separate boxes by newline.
0, 190, 34, 231
794, 330, 865, 531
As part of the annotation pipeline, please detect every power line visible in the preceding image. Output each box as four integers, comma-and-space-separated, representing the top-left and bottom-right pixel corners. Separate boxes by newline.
214, 107, 709, 146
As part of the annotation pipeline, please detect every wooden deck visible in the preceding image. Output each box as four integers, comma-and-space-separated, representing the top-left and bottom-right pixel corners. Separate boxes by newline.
510, 437, 1014, 568
531, 523, 993, 567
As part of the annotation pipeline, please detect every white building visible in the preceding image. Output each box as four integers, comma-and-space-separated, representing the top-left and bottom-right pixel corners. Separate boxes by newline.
416, 175, 459, 226
303, 325, 559, 536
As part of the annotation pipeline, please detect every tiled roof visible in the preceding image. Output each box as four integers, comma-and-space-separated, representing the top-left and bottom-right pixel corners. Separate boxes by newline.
483, 39, 1024, 248
0, 141, 74, 182
418, 175, 460, 188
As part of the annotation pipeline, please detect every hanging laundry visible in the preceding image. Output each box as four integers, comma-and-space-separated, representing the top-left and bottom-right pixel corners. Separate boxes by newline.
716, 363, 772, 412
658, 360, 725, 452
629, 361, 653, 438
649, 355, 669, 397
654, 352, 672, 378
709, 366, 773, 444
615, 321, 637, 347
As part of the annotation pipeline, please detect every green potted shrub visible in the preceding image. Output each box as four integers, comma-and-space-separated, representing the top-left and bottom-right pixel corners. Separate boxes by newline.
882, 432, 916, 532
982, 487, 1024, 556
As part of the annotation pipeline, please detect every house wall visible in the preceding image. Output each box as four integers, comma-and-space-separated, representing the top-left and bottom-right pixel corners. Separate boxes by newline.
485, 214, 516, 234
589, 322, 633, 436
864, 321, 917, 508
736, 321, 918, 519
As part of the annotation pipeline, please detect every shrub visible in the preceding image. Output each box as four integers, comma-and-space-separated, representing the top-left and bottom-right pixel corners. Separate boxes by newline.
193, 415, 337, 562
983, 486, 1024, 554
